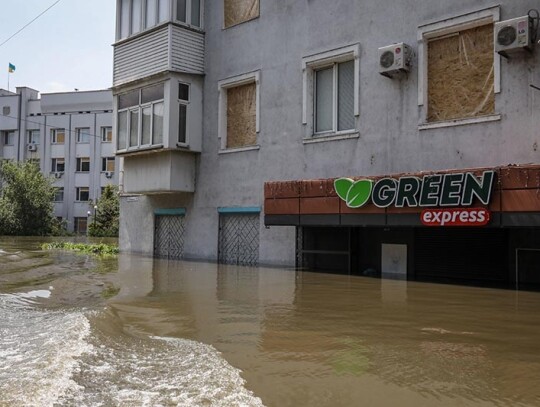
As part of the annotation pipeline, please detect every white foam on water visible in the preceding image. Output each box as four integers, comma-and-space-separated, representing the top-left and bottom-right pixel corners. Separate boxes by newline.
18, 289, 52, 299
0, 295, 92, 407
0, 294, 264, 407
60, 333, 265, 406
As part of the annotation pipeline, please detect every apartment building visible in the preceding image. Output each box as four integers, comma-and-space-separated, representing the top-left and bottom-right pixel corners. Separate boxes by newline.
114, 1, 540, 289
0, 87, 117, 233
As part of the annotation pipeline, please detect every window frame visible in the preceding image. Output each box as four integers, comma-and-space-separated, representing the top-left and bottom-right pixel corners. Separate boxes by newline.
28, 129, 40, 145
75, 187, 90, 202
174, 0, 203, 29
76, 157, 91, 173
2, 130, 15, 146
51, 158, 65, 173
101, 126, 113, 143
178, 81, 190, 145
117, 83, 166, 151
223, 0, 259, 29
417, 6, 501, 129
102, 157, 116, 172
51, 128, 65, 144
302, 44, 360, 140
53, 187, 64, 202
217, 71, 260, 153
76, 128, 91, 144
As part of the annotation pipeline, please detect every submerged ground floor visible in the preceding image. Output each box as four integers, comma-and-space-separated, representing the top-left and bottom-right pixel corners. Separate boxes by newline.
119, 163, 540, 290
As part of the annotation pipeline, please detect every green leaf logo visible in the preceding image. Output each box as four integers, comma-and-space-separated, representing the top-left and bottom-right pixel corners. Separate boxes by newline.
334, 178, 354, 201
346, 180, 373, 208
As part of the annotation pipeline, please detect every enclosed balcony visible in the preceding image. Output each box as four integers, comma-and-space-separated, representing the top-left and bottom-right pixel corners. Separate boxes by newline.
113, 0, 205, 88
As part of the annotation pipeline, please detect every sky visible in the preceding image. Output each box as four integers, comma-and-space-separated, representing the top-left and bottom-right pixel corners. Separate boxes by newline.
0, 0, 116, 94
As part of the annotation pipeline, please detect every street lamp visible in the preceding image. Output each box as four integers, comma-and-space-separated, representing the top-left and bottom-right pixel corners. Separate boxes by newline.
86, 210, 91, 236
93, 205, 98, 227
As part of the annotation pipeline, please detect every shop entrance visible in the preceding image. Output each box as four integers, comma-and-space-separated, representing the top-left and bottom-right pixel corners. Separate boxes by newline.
414, 228, 508, 286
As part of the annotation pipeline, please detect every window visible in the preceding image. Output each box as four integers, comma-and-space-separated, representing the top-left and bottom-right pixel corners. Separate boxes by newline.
2, 130, 15, 145
76, 128, 91, 143
302, 44, 359, 139
54, 187, 64, 202
218, 71, 260, 151
117, 83, 165, 150
101, 127, 113, 142
178, 83, 189, 144
417, 7, 501, 127
314, 61, 355, 134
74, 217, 88, 234
120, 0, 170, 39
224, 0, 259, 28
102, 157, 115, 172
76, 157, 90, 172
51, 158, 65, 173
76, 187, 90, 202
175, 0, 201, 27
28, 130, 40, 144
51, 128, 65, 144
427, 26, 494, 122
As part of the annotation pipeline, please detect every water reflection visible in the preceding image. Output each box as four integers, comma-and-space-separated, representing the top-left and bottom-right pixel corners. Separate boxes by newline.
105, 258, 540, 407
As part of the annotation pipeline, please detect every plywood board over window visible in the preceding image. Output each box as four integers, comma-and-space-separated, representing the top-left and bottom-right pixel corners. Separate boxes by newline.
227, 83, 257, 148
224, 0, 259, 28
427, 24, 495, 123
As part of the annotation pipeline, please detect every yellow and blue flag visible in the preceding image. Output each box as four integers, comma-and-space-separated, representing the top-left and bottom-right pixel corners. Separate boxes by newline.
8, 63, 15, 73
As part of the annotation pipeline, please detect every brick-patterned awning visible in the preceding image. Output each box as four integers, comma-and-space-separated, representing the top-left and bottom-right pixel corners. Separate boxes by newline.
264, 164, 540, 227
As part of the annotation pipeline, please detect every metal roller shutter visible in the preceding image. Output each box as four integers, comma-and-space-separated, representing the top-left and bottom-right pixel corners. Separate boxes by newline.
414, 228, 508, 284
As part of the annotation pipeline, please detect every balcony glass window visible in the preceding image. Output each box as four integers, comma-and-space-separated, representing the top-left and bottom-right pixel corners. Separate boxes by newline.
118, 83, 165, 150
175, 0, 201, 27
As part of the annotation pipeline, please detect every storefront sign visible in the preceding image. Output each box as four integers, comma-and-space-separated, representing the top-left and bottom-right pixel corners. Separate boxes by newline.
335, 171, 495, 209
421, 208, 491, 227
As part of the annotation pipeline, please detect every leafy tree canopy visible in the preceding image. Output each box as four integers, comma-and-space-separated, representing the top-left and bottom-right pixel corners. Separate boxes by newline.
88, 184, 119, 237
0, 160, 61, 236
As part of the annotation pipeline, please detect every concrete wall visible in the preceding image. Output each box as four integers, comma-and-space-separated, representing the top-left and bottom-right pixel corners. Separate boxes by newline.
118, 0, 540, 265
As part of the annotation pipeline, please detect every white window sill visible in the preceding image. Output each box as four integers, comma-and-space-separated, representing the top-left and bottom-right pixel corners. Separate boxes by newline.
303, 132, 359, 144
218, 145, 260, 155
419, 114, 501, 130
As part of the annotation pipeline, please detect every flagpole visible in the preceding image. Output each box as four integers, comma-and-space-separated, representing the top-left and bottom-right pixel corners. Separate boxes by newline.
7, 71, 10, 92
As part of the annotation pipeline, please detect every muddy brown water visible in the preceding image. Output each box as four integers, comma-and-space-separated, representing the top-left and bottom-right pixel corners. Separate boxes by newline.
1, 237, 540, 406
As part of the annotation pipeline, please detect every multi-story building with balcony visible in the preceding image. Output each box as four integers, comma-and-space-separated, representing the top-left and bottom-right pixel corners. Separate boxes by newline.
115, 0, 540, 289
0, 87, 116, 233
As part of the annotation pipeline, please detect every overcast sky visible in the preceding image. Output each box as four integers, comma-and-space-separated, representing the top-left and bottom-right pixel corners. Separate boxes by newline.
0, 0, 116, 94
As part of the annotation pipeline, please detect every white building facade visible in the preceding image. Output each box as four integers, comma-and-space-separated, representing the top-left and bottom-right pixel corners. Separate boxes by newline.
114, 1, 540, 288
0, 87, 116, 234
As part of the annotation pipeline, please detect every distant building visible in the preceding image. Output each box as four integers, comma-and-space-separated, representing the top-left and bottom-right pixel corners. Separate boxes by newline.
0, 87, 116, 234
113, 1, 540, 288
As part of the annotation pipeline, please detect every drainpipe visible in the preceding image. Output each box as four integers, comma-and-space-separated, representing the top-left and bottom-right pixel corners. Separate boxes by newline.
16, 92, 22, 161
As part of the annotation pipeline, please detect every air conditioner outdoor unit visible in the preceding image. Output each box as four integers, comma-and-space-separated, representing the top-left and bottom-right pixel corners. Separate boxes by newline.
105, 171, 114, 178
27, 144, 37, 152
378, 42, 413, 78
54, 172, 63, 179
495, 16, 534, 58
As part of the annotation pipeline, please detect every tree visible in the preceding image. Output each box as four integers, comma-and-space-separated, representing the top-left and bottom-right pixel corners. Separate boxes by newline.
0, 160, 60, 236
88, 185, 119, 237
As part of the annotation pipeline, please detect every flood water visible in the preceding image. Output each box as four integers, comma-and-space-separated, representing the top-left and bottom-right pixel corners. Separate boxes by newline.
1, 237, 540, 406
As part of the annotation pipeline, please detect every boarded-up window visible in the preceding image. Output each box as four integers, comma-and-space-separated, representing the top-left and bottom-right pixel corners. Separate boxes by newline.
226, 83, 257, 148
427, 24, 495, 123
224, 0, 259, 28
